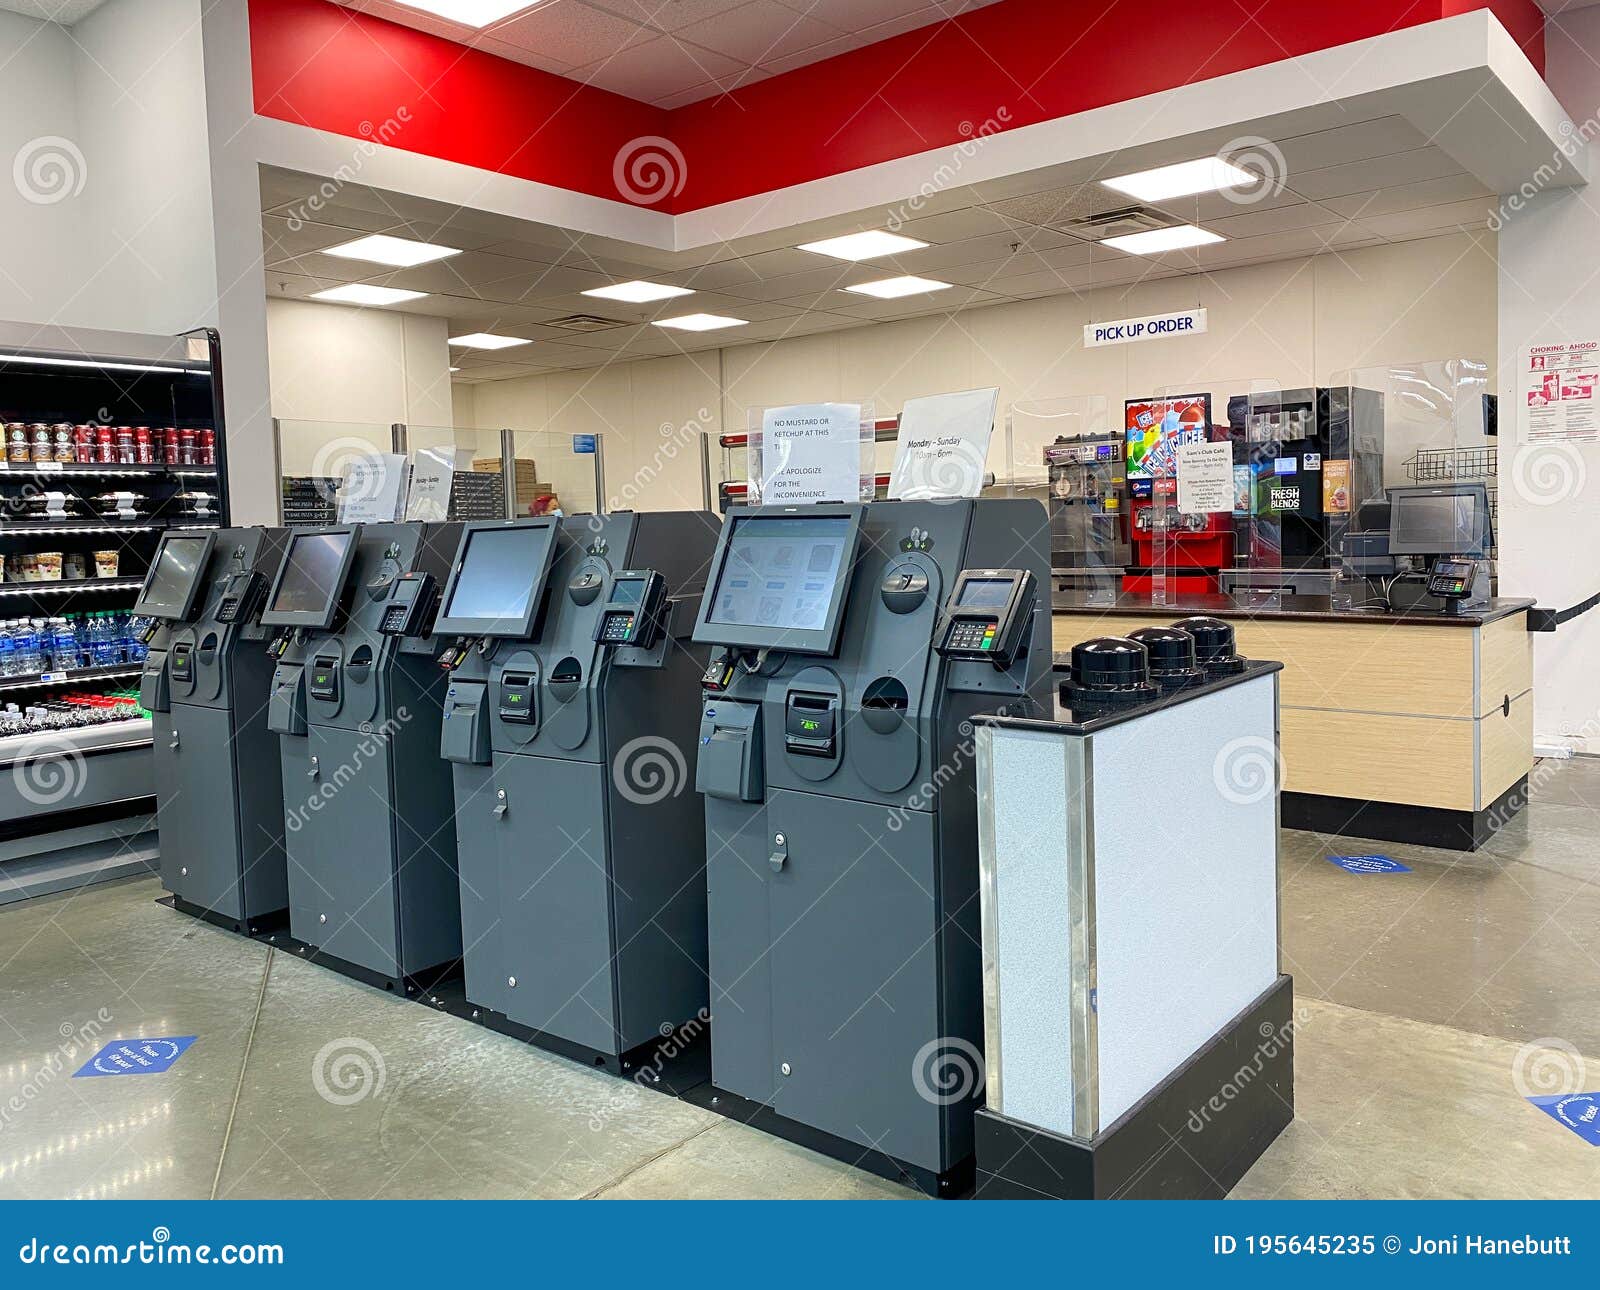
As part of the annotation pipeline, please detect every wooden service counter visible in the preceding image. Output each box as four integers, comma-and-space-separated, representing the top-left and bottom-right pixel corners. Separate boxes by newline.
1052, 591, 1536, 850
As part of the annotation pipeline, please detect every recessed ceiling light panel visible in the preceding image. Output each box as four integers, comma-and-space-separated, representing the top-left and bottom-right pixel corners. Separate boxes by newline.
311, 284, 429, 306
651, 314, 748, 332
448, 332, 531, 349
322, 234, 463, 267
843, 276, 953, 299
798, 230, 929, 261
1100, 225, 1224, 255
1101, 157, 1259, 203
394, 1, 545, 29
582, 280, 694, 303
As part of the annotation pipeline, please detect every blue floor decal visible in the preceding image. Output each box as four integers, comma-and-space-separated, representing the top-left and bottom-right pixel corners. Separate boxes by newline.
1325, 854, 1412, 874
74, 1036, 197, 1077
1529, 1092, 1600, 1146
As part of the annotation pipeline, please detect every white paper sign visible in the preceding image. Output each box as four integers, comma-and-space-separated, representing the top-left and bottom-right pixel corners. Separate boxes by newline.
405, 446, 471, 521
1084, 307, 1207, 348
1521, 342, 1600, 444
758, 403, 862, 504
337, 452, 409, 523
888, 387, 999, 500
1176, 441, 1234, 514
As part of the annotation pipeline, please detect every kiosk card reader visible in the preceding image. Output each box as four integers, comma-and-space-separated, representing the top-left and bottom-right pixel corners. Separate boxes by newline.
438, 513, 718, 1069
263, 522, 462, 989
137, 527, 289, 933
690, 499, 1051, 1194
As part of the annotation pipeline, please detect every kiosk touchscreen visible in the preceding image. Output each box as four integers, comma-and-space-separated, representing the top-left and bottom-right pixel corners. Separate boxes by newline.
134, 531, 217, 622
438, 512, 717, 1070
691, 498, 1050, 1195
260, 528, 359, 631
265, 521, 462, 989
139, 527, 289, 934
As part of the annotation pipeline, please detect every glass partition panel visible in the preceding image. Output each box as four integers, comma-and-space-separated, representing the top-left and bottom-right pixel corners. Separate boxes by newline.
405, 425, 510, 521
1007, 397, 1121, 601
1327, 359, 1494, 611
275, 419, 394, 527
507, 429, 603, 517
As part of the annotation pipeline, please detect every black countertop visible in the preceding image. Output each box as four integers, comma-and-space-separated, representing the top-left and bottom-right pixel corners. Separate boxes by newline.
975, 660, 1283, 737
1052, 588, 1535, 628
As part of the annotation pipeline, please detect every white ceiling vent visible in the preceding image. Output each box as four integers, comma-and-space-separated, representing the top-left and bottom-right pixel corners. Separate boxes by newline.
544, 313, 627, 332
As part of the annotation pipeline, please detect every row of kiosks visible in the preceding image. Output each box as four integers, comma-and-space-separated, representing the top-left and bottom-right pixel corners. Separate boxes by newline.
134, 495, 1052, 1195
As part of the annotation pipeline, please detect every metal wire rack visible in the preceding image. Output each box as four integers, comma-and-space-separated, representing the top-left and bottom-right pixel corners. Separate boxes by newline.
1403, 445, 1499, 553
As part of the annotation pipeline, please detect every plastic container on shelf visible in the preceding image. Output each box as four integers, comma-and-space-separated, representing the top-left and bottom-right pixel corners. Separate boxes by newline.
0, 621, 16, 677
51, 618, 79, 674
13, 619, 43, 675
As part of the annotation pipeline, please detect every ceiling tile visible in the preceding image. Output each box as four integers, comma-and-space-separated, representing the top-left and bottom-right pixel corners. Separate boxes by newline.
490, 1, 656, 66
574, 35, 746, 101
1287, 147, 1465, 201
1273, 116, 1431, 175
1320, 173, 1494, 219
676, 0, 841, 65
588, 0, 756, 34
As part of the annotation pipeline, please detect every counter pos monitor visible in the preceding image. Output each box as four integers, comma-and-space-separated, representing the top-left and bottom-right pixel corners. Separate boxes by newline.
690, 498, 1052, 1195
263, 521, 462, 991
137, 527, 290, 934
437, 512, 717, 1070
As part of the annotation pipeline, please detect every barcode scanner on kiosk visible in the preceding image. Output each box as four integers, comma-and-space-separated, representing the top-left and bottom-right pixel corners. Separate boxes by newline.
935, 568, 1036, 667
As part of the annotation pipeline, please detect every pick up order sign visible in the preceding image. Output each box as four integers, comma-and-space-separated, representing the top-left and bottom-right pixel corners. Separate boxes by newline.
1084, 308, 1207, 348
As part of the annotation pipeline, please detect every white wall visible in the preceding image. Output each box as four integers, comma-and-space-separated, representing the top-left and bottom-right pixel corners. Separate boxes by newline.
0, 11, 86, 326
456, 231, 1499, 511
266, 297, 457, 473
1497, 6, 1600, 754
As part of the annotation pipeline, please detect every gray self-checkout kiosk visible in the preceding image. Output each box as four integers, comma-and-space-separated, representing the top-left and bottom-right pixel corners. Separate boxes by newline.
691, 499, 1052, 1195
437, 512, 717, 1070
262, 522, 461, 991
137, 527, 288, 934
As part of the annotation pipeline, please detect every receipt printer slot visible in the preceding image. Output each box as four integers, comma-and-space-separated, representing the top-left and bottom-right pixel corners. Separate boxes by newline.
785, 692, 838, 759
696, 701, 763, 802
442, 682, 492, 765
308, 656, 340, 703
497, 673, 536, 723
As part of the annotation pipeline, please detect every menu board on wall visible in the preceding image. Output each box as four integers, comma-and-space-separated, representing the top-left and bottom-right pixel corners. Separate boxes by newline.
1521, 341, 1600, 444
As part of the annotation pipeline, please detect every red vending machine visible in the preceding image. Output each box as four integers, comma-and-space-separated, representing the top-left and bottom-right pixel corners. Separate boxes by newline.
1122, 393, 1233, 595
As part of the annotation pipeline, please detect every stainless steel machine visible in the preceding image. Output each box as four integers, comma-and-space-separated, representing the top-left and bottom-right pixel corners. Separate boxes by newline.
1044, 433, 1129, 577
690, 498, 1052, 1194
138, 526, 287, 934
436, 512, 718, 1071
262, 522, 461, 992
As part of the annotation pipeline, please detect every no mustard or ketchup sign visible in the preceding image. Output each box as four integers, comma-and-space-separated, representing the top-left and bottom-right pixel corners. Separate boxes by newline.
1083, 308, 1207, 348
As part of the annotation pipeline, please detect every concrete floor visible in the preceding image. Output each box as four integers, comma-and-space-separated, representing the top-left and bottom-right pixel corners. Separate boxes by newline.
1, 759, 1597, 1199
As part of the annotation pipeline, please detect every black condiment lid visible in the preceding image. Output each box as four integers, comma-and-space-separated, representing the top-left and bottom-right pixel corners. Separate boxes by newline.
1170, 615, 1247, 675
1127, 625, 1205, 689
